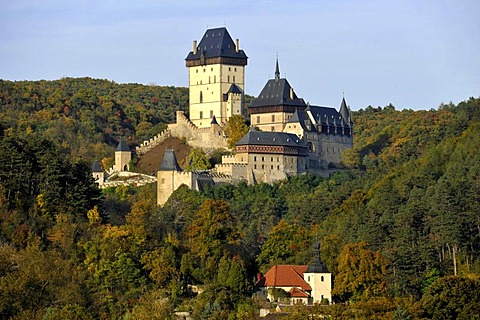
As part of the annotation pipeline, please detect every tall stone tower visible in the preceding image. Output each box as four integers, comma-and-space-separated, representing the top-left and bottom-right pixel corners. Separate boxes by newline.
115, 140, 131, 172
303, 241, 332, 304
157, 149, 194, 206
185, 27, 248, 128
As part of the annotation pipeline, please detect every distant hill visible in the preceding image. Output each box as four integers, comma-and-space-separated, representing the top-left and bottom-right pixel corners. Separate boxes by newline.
0, 77, 189, 162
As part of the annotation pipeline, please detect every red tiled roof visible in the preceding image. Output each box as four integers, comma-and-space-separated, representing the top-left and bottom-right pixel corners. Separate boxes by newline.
289, 287, 309, 298
256, 265, 312, 291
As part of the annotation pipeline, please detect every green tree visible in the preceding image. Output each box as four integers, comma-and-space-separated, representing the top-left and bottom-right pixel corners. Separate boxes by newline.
419, 276, 480, 319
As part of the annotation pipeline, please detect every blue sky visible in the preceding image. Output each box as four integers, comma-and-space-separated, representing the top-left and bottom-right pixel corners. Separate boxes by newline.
1, 0, 479, 110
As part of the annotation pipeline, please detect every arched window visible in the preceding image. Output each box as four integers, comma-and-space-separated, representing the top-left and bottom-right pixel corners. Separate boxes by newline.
199, 91, 203, 103
307, 142, 315, 152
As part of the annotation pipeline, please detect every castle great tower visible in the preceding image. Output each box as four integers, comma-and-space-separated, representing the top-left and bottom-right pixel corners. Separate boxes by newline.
185, 27, 248, 128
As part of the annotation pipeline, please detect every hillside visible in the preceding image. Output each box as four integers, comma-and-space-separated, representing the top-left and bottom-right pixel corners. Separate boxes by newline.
1, 78, 479, 318
136, 136, 191, 174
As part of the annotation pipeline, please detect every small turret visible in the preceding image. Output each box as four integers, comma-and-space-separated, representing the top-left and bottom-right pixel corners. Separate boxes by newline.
339, 97, 352, 126
115, 140, 131, 172
91, 160, 104, 186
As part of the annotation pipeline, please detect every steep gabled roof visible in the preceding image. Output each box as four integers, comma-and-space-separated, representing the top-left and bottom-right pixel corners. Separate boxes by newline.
306, 105, 350, 127
185, 27, 248, 61
256, 265, 312, 291
250, 78, 306, 108
116, 140, 130, 152
287, 109, 316, 132
236, 128, 305, 148
91, 160, 103, 172
159, 149, 182, 171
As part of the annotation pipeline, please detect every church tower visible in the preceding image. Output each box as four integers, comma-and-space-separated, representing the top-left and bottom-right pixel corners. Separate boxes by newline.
304, 241, 332, 304
115, 140, 131, 172
185, 27, 248, 128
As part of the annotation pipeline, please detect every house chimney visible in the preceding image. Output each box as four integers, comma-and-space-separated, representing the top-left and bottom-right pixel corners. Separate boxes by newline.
290, 88, 294, 100
235, 38, 239, 53
193, 40, 197, 55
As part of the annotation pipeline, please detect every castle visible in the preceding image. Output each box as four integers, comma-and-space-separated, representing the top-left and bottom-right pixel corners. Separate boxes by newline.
92, 27, 354, 206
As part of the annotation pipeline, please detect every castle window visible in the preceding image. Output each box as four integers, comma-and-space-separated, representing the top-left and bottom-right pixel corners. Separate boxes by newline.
229, 67, 231, 71
209, 76, 211, 83
271, 165, 273, 169
203, 68, 205, 72
277, 157, 279, 162
271, 157, 273, 162
321, 276, 324, 282
271, 126, 275, 132
257, 116, 260, 123
254, 164, 257, 169
262, 157, 264, 162
277, 165, 280, 170
199, 91, 203, 103
228, 75, 230, 82
210, 110, 213, 118
233, 76, 236, 83
308, 276, 310, 282
214, 75, 216, 83
211, 67, 213, 71
196, 69, 198, 73
234, 67, 237, 71
271, 115, 275, 122
161, 178, 165, 184
200, 111, 203, 119
262, 165, 264, 169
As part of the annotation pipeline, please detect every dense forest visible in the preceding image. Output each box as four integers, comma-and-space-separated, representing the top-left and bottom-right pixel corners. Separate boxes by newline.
0, 78, 479, 319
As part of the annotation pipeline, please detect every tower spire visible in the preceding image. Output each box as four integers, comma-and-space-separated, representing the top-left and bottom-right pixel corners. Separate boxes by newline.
275, 55, 280, 81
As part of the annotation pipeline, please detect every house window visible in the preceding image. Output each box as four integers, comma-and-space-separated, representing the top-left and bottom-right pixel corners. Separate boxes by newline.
308, 276, 310, 282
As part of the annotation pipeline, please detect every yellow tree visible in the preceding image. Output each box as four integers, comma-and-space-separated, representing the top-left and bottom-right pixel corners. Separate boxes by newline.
333, 242, 387, 301
225, 115, 249, 150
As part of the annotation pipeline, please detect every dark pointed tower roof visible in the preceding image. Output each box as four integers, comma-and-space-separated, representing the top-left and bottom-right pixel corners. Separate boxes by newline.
185, 27, 248, 65
210, 115, 219, 125
339, 97, 351, 124
305, 241, 329, 273
275, 57, 280, 81
91, 160, 103, 172
116, 140, 130, 152
249, 64, 306, 109
159, 149, 182, 171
